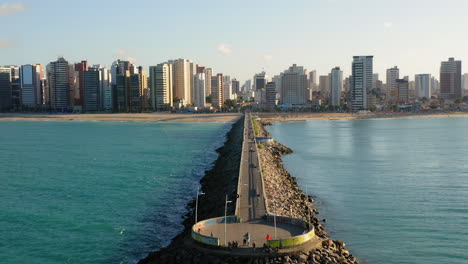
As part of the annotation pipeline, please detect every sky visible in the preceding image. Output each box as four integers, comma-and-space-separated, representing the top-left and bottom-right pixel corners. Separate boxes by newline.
1, 0, 468, 83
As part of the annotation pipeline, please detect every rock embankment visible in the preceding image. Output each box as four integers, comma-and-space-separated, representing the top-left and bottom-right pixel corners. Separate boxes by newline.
257, 120, 359, 264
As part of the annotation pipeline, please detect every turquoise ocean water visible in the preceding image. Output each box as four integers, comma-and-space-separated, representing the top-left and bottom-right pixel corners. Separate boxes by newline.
0, 120, 231, 264
267, 117, 468, 264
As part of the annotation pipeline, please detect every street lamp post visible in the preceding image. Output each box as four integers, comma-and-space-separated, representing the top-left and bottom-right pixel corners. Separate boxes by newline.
273, 203, 277, 239
224, 194, 232, 246
195, 188, 205, 224
306, 185, 311, 230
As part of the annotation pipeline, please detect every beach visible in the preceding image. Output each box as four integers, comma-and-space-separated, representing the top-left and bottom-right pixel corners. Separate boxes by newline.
0, 112, 242, 123
255, 111, 468, 122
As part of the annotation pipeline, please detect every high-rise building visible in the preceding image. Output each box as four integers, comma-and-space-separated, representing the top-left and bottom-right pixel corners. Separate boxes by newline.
386, 66, 399, 101
8, 66, 21, 109
415, 74, 431, 99
351, 56, 373, 111
149, 63, 173, 111
47, 57, 70, 110
95, 66, 112, 111
440, 57, 462, 99
138, 67, 149, 111
223, 75, 232, 101
204, 68, 212, 96
308, 70, 317, 92
266, 82, 276, 110
253, 72, 267, 90
20, 64, 44, 106
231, 78, 240, 96
116, 71, 129, 112
74, 61, 88, 107
211, 74, 224, 109
396, 79, 409, 103
84, 67, 100, 111
171, 59, 193, 105
463, 73, 468, 93
280, 64, 308, 105
431, 77, 440, 94
0, 67, 12, 110
194, 73, 206, 108
330, 67, 343, 106
319, 75, 329, 94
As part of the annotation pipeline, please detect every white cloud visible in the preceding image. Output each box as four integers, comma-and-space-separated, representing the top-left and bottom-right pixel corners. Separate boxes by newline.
114, 48, 128, 57
262, 54, 273, 61
114, 49, 137, 63
217, 44, 232, 54
0, 3, 26, 16
0, 39, 14, 48
384, 22, 393, 29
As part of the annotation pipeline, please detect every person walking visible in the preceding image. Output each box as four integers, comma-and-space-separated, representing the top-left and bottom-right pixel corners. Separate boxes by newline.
246, 232, 251, 246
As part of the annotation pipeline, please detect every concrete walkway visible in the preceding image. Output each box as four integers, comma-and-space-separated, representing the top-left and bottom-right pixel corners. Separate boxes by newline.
237, 112, 267, 221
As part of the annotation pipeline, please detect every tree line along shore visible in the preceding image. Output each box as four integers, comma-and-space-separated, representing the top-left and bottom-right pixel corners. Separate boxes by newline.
139, 115, 360, 264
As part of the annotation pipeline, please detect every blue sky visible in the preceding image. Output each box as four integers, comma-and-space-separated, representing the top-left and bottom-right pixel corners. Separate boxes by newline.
1, 0, 468, 82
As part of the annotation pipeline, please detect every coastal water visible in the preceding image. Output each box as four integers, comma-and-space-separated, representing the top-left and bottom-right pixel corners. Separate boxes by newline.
0, 120, 231, 264
267, 117, 468, 264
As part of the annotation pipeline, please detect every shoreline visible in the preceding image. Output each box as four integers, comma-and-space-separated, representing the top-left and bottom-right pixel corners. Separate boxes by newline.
0, 112, 242, 123
256, 111, 468, 123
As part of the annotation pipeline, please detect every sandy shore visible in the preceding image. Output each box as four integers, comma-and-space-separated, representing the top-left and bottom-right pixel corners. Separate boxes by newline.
0, 112, 242, 123
256, 111, 468, 122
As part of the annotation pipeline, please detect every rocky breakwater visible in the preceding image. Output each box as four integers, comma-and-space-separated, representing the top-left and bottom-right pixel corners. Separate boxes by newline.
257, 120, 359, 264
138, 117, 244, 264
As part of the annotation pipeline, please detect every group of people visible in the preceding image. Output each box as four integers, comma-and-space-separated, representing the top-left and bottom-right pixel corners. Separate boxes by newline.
227, 241, 239, 250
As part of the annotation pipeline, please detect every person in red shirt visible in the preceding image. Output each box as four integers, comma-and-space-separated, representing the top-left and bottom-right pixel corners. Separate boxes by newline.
266, 234, 271, 241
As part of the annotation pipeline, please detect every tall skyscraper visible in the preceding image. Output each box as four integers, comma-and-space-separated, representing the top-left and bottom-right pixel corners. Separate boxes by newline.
415, 74, 432, 99
204, 68, 212, 96
47, 57, 70, 110
194, 73, 206, 108
171, 59, 193, 105
266, 82, 276, 110
253, 72, 267, 90
0, 67, 12, 110
116, 71, 129, 112
129, 74, 142, 112
95, 66, 112, 111
330, 67, 343, 106
74, 61, 88, 107
396, 79, 409, 103
308, 70, 317, 92
20, 64, 44, 106
84, 67, 100, 111
463, 73, 468, 93
386, 66, 399, 101
280, 64, 308, 105
351, 56, 373, 111
440, 57, 462, 99
319, 75, 329, 94
8, 66, 21, 109
211, 74, 224, 109
149, 63, 173, 111
223, 75, 232, 100
231, 78, 240, 96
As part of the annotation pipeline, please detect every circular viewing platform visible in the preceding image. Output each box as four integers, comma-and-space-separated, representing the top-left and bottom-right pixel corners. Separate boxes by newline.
191, 215, 317, 255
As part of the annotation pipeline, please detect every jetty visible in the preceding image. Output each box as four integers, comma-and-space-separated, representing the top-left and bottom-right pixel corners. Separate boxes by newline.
191, 112, 317, 255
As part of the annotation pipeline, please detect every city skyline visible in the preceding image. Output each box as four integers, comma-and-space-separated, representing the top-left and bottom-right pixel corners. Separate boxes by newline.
2, 0, 468, 82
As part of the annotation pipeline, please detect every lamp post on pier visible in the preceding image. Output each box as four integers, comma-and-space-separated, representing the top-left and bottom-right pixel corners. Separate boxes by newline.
224, 194, 232, 246
195, 187, 205, 224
